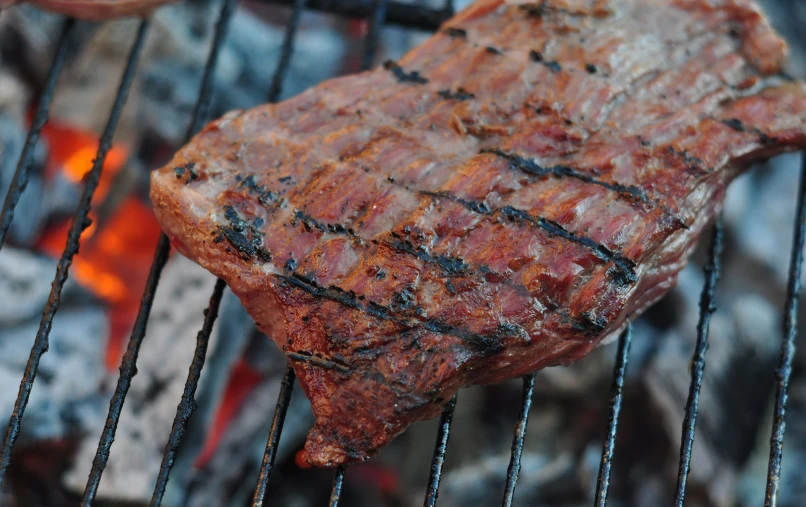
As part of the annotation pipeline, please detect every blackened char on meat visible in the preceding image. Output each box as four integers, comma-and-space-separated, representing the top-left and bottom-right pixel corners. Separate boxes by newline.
150, 0, 806, 467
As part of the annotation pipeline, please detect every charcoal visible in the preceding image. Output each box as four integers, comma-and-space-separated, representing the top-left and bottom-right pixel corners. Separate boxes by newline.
62, 254, 229, 503
182, 337, 314, 507
0, 106, 48, 247
422, 452, 576, 507
0, 247, 107, 444
723, 153, 804, 285
0, 7, 96, 85
152, 288, 268, 505
136, 6, 347, 146
643, 266, 780, 506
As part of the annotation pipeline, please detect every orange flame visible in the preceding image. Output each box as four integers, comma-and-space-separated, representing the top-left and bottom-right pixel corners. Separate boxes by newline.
36, 119, 161, 370
35, 117, 264, 464
195, 360, 264, 468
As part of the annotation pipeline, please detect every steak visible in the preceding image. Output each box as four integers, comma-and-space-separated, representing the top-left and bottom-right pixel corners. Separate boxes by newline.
150, 0, 806, 467
0, 0, 177, 19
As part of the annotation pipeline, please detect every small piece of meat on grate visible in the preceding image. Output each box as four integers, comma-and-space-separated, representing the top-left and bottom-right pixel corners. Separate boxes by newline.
150, 0, 806, 467
0, 0, 177, 19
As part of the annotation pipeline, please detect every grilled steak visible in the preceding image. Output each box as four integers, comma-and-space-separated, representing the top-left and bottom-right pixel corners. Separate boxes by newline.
0, 0, 177, 19
151, 0, 806, 467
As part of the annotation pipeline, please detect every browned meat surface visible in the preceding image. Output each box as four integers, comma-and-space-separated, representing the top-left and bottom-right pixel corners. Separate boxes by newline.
150, 0, 806, 467
0, 0, 177, 19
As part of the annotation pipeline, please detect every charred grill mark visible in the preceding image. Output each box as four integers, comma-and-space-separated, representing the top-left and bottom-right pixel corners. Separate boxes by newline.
174, 162, 198, 184
237, 173, 276, 205
388, 238, 469, 275
421, 191, 637, 284
443, 27, 466, 38
484, 149, 649, 201
499, 207, 638, 285
520, 2, 552, 17
420, 190, 491, 214
279, 273, 506, 355
293, 210, 362, 242
577, 311, 609, 337
719, 117, 780, 145
527, 49, 561, 72
484, 149, 688, 228
287, 351, 351, 373
217, 205, 272, 262
519, 1, 612, 18
293, 209, 474, 277
721, 118, 746, 132
291, 192, 482, 281
383, 60, 428, 84
664, 145, 710, 178
438, 88, 475, 101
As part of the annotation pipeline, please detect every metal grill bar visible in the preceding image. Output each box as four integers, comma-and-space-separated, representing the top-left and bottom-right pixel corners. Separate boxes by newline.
593, 325, 633, 507
673, 222, 724, 506
765, 156, 806, 506
316, 3, 392, 498
81, 234, 170, 503
423, 393, 457, 507
80, 1, 238, 503
0, 18, 75, 252
362, 0, 388, 70
249, 0, 310, 499
0, 19, 149, 492
251, 364, 296, 506
501, 373, 536, 507
253, 0, 385, 500
258, 0, 450, 30
150, 278, 227, 507
266, 0, 307, 103
328, 465, 346, 507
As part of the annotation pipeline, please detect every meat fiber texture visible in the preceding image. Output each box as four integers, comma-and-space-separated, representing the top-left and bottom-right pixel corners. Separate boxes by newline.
151, 0, 806, 467
0, 0, 178, 19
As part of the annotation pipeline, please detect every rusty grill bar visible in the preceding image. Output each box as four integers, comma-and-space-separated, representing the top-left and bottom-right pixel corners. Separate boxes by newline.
0, 1, 803, 506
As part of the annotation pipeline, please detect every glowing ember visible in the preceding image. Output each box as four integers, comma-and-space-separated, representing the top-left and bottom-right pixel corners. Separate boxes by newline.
39, 116, 128, 198
37, 197, 162, 368
196, 360, 264, 468
36, 119, 161, 369
34, 117, 265, 465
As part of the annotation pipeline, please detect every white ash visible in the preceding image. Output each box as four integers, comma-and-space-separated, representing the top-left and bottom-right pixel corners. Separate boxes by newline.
155, 288, 259, 505
63, 254, 228, 504
417, 452, 575, 507
0, 105, 47, 247
137, 5, 348, 145
183, 337, 314, 507
723, 153, 805, 285
738, 377, 806, 507
643, 267, 781, 506
0, 247, 107, 444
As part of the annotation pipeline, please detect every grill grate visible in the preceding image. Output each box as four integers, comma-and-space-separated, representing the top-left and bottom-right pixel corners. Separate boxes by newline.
766, 153, 806, 506
673, 222, 724, 507
502, 373, 535, 507
0, 1, 803, 506
593, 326, 632, 507
0, 15, 150, 489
